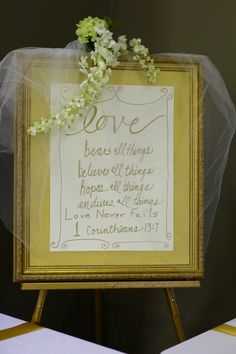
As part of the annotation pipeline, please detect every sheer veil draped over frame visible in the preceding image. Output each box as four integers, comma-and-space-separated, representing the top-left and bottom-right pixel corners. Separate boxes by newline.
0, 42, 235, 251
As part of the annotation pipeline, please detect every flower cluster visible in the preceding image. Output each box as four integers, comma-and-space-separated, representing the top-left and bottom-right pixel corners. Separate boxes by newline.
129, 38, 159, 83
75, 16, 107, 44
28, 17, 159, 136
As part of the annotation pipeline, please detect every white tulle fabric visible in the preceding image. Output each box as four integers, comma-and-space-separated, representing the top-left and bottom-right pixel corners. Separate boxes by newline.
0, 42, 235, 251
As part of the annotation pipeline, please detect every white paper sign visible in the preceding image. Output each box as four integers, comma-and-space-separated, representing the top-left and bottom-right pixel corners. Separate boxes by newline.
50, 84, 174, 251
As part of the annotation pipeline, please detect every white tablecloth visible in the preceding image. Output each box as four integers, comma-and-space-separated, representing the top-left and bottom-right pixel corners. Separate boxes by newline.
161, 318, 236, 354
0, 313, 124, 354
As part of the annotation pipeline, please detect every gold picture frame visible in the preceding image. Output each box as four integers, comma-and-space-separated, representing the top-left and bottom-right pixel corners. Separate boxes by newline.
14, 54, 203, 283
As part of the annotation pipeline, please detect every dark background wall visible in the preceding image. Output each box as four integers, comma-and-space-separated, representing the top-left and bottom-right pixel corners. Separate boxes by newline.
1, 1, 236, 353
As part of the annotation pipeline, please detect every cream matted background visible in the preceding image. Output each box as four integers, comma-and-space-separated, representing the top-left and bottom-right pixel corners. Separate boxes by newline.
0, 1, 236, 354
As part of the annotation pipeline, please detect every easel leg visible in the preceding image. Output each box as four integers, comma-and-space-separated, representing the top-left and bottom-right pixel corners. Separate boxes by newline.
94, 289, 102, 344
31, 290, 47, 324
165, 288, 185, 342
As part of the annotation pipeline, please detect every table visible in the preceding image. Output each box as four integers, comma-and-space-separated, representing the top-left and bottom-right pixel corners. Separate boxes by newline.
0, 313, 124, 354
161, 318, 236, 354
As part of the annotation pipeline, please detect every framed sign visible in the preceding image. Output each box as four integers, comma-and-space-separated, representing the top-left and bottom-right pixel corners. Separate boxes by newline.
14, 55, 203, 282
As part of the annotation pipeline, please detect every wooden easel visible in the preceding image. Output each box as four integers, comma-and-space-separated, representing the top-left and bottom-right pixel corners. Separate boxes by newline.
22, 280, 200, 343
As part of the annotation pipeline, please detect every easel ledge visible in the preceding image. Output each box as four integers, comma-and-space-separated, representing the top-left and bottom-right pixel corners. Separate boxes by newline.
21, 280, 200, 290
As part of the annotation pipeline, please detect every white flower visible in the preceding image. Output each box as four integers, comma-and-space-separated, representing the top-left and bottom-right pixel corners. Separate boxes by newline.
94, 22, 106, 34
28, 17, 159, 136
27, 127, 37, 136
